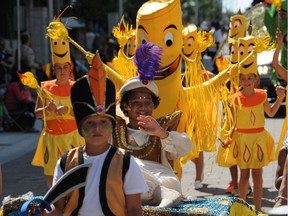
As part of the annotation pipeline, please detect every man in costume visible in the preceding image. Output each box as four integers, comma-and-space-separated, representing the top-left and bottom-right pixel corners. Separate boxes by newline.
114, 42, 193, 207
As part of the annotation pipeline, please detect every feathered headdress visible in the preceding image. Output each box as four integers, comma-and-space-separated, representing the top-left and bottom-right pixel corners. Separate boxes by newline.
134, 42, 162, 83
120, 42, 162, 97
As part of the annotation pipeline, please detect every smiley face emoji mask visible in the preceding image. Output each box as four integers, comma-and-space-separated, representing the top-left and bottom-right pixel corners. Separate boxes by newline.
182, 24, 198, 61
46, 10, 71, 66
238, 36, 257, 75
50, 38, 71, 65
228, 13, 247, 44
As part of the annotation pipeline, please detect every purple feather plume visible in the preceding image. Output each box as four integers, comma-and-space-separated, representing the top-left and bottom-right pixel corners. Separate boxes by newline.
134, 42, 162, 81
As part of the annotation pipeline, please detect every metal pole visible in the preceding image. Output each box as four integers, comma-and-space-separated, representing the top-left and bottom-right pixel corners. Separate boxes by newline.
118, 0, 123, 20
48, 0, 53, 20
17, 0, 21, 71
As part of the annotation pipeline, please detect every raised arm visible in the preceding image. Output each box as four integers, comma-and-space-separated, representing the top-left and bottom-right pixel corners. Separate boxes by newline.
271, 29, 287, 81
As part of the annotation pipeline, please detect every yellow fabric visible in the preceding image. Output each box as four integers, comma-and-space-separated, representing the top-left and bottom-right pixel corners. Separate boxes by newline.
32, 130, 85, 175
229, 202, 266, 216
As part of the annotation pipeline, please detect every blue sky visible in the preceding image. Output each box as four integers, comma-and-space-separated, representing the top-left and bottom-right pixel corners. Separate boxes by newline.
223, 0, 253, 13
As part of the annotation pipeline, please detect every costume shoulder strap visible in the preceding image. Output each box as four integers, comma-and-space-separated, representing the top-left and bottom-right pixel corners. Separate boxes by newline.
60, 147, 84, 173
122, 150, 130, 182
60, 151, 69, 173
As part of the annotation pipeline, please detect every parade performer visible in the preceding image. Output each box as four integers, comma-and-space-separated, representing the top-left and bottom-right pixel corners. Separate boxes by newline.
45, 1, 238, 179
217, 12, 248, 196
114, 42, 193, 207
265, 0, 287, 158
181, 24, 215, 189
44, 55, 147, 216
31, 9, 85, 188
219, 35, 285, 211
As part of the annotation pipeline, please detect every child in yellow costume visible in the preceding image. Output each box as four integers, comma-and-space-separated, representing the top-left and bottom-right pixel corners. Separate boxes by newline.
31, 9, 85, 188
181, 24, 216, 189
219, 36, 285, 211
220, 12, 248, 195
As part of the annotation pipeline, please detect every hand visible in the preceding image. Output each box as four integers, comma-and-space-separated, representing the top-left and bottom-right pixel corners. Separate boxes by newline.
47, 100, 57, 112
276, 86, 285, 99
219, 137, 232, 148
137, 115, 168, 139
276, 28, 284, 46
55, 105, 68, 115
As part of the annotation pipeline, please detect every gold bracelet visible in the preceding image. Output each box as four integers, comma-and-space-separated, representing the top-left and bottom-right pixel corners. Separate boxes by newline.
277, 95, 285, 100
274, 195, 288, 202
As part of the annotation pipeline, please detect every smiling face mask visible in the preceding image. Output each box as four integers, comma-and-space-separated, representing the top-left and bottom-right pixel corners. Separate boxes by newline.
238, 36, 257, 75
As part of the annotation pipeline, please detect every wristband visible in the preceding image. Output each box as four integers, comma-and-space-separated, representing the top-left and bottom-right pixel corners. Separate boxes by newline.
67, 106, 71, 115
277, 95, 285, 100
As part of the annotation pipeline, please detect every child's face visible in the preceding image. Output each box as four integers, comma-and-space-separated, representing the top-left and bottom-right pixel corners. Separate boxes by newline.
124, 90, 155, 120
239, 73, 257, 88
81, 115, 113, 145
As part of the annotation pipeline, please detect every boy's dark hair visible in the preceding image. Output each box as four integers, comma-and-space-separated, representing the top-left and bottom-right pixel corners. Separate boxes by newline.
20, 32, 30, 44
120, 90, 160, 117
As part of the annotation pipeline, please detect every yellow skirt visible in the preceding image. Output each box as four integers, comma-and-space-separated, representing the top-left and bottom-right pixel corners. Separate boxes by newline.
222, 130, 275, 169
32, 130, 85, 176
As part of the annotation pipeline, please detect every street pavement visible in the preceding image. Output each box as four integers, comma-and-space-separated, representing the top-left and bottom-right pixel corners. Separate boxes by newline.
0, 117, 285, 214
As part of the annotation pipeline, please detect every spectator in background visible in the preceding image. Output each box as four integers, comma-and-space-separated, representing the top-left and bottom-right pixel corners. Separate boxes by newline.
0, 37, 14, 132
0, 37, 14, 82
15, 32, 41, 73
206, 21, 223, 74
4, 71, 37, 132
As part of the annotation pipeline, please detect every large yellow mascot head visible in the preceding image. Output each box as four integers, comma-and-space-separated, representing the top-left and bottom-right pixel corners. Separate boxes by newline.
136, 0, 182, 117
